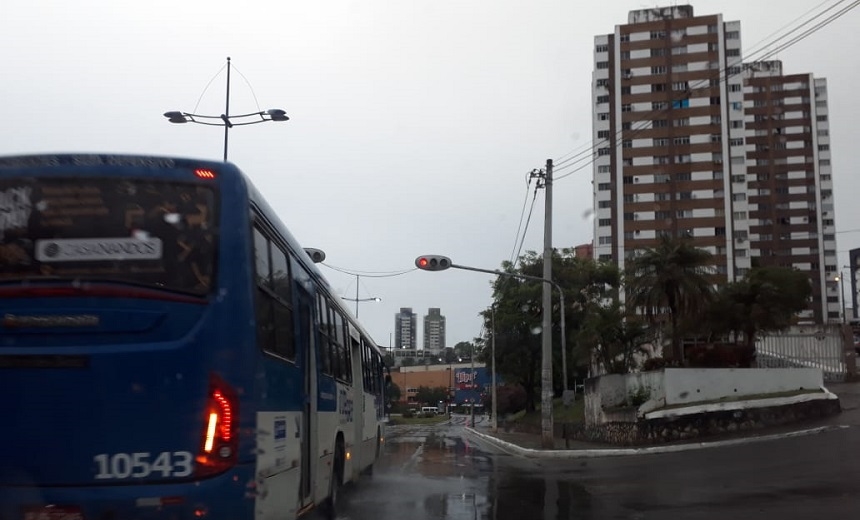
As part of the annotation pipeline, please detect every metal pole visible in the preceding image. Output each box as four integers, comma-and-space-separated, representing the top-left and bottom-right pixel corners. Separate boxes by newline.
540, 159, 554, 449
559, 289, 567, 394
841, 275, 846, 324
223, 57, 231, 162
355, 274, 360, 318
470, 342, 476, 428
491, 304, 497, 433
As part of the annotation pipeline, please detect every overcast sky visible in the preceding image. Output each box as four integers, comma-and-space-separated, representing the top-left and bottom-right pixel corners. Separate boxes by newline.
3, 1, 859, 348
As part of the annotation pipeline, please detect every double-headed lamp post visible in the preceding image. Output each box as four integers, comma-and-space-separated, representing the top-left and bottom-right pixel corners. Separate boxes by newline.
164, 57, 289, 162
340, 274, 381, 319
415, 254, 566, 449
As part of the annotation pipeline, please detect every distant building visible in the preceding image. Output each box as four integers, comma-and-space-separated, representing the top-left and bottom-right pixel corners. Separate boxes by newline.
394, 307, 417, 349
423, 307, 446, 353
574, 243, 594, 259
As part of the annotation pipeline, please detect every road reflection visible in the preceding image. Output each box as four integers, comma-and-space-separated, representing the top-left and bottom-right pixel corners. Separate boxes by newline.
334, 424, 593, 520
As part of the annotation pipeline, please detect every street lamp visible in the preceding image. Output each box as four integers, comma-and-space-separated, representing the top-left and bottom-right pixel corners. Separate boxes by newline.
340, 274, 381, 318
835, 274, 846, 324
164, 57, 289, 162
415, 254, 566, 449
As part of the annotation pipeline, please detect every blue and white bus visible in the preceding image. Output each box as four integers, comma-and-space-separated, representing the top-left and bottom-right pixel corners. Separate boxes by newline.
0, 154, 387, 520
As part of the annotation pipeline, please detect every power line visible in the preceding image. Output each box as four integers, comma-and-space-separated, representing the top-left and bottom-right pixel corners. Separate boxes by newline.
321, 263, 416, 278
507, 174, 534, 267
550, 0, 844, 172
550, 0, 858, 182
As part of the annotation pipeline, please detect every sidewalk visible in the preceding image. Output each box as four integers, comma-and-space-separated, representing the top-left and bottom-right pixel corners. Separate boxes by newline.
467, 382, 859, 457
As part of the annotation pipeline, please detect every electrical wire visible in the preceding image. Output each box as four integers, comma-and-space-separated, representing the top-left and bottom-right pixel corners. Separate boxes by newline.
550, 0, 845, 172
321, 263, 416, 278
549, 0, 858, 182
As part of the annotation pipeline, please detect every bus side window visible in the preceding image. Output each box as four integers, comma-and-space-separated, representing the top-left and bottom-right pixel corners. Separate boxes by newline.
253, 225, 295, 360
253, 227, 275, 351
317, 294, 332, 375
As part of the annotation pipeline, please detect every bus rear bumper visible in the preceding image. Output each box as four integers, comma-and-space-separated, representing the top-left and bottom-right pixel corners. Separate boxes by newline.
0, 464, 256, 520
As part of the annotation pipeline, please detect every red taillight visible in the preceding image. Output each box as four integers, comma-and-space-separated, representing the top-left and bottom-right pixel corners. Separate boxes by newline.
194, 169, 216, 179
196, 374, 239, 477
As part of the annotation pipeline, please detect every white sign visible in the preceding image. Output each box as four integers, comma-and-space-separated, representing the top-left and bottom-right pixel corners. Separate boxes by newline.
35, 237, 163, 262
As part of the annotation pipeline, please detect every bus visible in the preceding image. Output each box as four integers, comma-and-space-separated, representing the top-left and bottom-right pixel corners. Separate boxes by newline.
0, 153, 387, 520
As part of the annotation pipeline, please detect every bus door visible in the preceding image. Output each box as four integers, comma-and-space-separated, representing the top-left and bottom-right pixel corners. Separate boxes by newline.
297, 288, 314, 507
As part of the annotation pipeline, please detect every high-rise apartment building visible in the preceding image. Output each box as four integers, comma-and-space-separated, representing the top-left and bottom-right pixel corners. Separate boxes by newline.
743, 60, 838, 323
423, 308, 446, 353
394, 307, 417, 349
591, 5, 838, 323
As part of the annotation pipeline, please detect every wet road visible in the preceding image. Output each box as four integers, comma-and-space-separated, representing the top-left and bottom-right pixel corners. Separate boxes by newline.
331, 416, 860, 520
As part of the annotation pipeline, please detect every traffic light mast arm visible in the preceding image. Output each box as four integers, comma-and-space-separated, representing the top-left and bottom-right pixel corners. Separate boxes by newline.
450, 263, 566, 390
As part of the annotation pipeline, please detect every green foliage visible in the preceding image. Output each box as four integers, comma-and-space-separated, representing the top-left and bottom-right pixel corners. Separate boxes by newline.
400, 357, 415, 367
386, 382, 402, 406
414, 386, 448, 407
625, 235, 715, 361
477, 249, 619, 408
578, 300, 654, 374
452, 341, 475, 361
628, 386, 651, 407
703, 266, 813, 347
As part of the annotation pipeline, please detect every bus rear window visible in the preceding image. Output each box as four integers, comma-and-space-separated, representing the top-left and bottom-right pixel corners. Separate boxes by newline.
0, 177, 218, 295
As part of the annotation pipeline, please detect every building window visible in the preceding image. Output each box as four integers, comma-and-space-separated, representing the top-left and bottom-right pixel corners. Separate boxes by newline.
622, 104, 632, 112
726, 30, 739, 39
598, 165, 611, 173
674, 118, 690, 127
726, 49, 740, 57
671, 46, 686, 55
710, 96, 721, 105
598, 112, 609, 121
651, 48, 666, 57
598, 218, 611, 227
597, 130, 610, 139
623, 212, 634, 220
672, 99, 689, 109
596, 78, 609, 87
598, 200, 611, 208
623, 176, 633, 184
653, 119, 668, 128
650, 30, 666, 39
652, 66, 667, 74
622, 139, 632, 148
818, 144, 829, 151
730, 84, 742, 92
729, 138, 744, 146
620, 34, 630, 42
596, 95, 609, 104
597, 61, 609, 69
674, 136, 690, 145
598, 182, 611, 191
620, 51, 630, 60
598, 147, 611, 156
653, 138, 669, 146
672, 81, 688, 91
598, 236, 613, 245
622, 122, 632, 130
596, 44, 609, 52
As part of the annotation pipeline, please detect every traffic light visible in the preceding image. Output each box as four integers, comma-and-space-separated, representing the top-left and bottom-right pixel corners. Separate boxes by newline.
415, 255, 452, 271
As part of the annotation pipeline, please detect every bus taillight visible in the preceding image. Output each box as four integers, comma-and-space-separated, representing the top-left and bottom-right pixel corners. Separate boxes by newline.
196, 374, 239, 477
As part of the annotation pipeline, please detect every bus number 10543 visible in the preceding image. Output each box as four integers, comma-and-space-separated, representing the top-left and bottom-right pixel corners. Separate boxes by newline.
93, 451, 193, 479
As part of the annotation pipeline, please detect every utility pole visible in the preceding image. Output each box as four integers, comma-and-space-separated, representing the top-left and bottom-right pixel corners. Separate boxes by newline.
537, 159, 554, 449
491, 304, 498, 433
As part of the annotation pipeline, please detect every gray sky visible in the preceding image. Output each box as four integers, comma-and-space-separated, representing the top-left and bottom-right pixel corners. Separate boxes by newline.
3, 1, 859, 348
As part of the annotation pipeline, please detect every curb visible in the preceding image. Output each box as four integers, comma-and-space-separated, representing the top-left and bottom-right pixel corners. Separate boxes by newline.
464, 424, 848, 458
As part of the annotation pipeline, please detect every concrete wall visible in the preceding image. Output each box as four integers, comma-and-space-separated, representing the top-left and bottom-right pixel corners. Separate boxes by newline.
662, 368, 823, 405
585, 367, 824, 426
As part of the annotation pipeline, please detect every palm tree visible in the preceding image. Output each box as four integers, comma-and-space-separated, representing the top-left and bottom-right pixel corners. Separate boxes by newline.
625, 235, 714, 363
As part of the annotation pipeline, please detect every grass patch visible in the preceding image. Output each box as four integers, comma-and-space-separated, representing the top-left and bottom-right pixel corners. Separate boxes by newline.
655, 389, 824, 411
387, 414, 450, 426
505, 396, 585, 427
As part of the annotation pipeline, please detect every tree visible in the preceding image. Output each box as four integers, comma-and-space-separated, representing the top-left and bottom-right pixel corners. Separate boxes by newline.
705, 266, 812, 348
442, 347, 458, 364
476, 249, 620, 409
482, 384, 527, 416
626, 235, 714, 363
578, 300, 655, 374
400, 357, 415, 367
414, 386, 448, 407
452, 341, 475, 361
386, 382, 402, 407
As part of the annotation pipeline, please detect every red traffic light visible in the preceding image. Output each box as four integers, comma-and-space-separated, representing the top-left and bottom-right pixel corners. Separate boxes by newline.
415, 255, 452, 271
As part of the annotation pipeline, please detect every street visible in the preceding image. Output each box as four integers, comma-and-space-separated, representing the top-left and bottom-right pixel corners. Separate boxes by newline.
328, 415, 860, 519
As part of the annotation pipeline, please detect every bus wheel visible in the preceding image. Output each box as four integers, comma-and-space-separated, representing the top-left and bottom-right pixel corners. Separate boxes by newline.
324, 439, 344, 520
